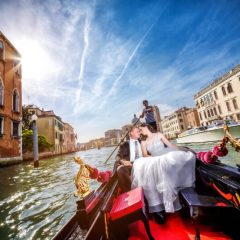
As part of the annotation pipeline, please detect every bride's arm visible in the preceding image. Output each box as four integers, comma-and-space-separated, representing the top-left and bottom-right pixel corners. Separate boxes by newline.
141, 141, 150, 157
159, 133, 179, 150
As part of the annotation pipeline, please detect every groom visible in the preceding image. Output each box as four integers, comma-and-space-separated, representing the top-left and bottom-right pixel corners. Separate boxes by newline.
116, 125, 142, 192
116, 125, 166, 224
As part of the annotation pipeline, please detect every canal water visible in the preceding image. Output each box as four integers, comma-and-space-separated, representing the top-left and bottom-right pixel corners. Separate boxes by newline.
0, 143, 239, 240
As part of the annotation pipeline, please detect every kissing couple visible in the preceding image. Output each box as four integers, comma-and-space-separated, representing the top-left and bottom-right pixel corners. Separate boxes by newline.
115, 123, 196, 224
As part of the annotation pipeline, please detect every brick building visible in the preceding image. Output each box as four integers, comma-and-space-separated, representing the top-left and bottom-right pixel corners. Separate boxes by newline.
0, 32, 22, 164
185, 108, 200, 129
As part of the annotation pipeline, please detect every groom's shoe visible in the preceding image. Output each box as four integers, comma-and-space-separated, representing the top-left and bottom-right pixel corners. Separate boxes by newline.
153, 211, 166, 224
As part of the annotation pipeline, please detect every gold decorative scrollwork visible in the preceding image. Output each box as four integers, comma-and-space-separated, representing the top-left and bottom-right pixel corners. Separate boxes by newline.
74, 157, 91, 198
224, 124, 240, 152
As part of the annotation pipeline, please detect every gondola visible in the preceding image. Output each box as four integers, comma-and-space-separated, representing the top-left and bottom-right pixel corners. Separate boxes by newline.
53, 130, 240, 240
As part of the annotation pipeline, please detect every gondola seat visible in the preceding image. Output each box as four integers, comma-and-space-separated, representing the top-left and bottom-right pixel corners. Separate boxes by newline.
180, 187, 233, 240
109, 187, 154, 240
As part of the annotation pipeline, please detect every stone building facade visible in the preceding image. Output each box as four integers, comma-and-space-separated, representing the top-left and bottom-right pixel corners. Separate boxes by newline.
27, 105, 76, 154
0, 32, 22, 164
194, 65, 240, 126
63, 123, 76, 153
161, 107, 190, 139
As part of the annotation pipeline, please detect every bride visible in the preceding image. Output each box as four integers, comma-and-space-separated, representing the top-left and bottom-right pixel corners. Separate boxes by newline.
131, 123, 196, 220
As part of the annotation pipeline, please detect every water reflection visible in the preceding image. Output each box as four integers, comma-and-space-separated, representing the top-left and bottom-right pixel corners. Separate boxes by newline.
0, 143, 239, 239
0, 147, 116, 240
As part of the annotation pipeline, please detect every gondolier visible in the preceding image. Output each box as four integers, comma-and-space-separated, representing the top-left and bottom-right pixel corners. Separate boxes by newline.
140, 100, 157, 131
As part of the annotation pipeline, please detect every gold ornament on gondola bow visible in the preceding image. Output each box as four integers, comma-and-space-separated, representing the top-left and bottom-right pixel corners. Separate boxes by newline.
74, 157, 112, 198
74, 157, 92, 198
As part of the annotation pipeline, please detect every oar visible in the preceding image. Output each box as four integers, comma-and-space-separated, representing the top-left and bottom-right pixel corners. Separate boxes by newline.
103, 118, 141, 164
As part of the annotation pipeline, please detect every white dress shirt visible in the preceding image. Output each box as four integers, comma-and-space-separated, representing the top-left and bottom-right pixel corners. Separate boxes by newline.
129, 139, 143, 162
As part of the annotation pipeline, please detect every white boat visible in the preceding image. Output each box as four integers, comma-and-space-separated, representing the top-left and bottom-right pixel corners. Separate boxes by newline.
176, 120, 240, 144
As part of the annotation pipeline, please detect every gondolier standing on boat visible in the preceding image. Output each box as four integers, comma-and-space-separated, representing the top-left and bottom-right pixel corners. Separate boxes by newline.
140, 100, 157, 131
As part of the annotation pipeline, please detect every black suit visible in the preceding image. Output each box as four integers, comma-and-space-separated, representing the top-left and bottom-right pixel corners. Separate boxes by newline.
115, 140, 140, 192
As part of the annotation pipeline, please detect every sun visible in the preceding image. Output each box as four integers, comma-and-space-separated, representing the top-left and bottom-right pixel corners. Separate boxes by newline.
16, 38, 57, 81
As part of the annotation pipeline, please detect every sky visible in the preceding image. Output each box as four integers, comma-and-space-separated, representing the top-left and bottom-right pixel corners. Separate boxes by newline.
0, 0, 240, 142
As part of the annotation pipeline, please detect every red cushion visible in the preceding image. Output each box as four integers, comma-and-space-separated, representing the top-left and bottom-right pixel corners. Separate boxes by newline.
110, 187, 144, 221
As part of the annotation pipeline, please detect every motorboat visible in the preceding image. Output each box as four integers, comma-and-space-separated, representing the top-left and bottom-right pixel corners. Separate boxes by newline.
176, 120, 240, 144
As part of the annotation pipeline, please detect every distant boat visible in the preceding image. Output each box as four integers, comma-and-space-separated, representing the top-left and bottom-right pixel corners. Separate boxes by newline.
176, 120, 240, 144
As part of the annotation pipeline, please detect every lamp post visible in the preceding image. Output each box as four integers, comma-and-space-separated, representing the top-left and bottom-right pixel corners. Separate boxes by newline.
31, 114, 39, 167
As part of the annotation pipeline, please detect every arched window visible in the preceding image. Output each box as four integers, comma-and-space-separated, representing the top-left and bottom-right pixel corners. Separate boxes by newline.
214, 91, 218, 100
222, 86, 226, 96
210, 109, 214, 116
0, 78, 3, 106
0, 40, 4, 60
12, 89, 20, 112
227, 83, 233, 93
195, 101, 199, 108
232, 98, 238, 110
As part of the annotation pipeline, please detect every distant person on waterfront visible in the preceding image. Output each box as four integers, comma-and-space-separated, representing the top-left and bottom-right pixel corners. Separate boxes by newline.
115, 126, 142, 192
131, 123, 196, 223
131, 113, 140, 124
140, 100, 157, 131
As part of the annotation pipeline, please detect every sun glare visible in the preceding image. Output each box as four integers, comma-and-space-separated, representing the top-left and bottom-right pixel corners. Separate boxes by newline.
17, 39, 57, 81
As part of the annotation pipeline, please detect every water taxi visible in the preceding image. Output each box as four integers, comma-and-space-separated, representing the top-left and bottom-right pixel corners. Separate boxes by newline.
177, 120, 240, 144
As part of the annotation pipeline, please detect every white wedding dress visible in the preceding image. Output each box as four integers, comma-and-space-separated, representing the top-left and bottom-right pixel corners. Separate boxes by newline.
131, 133, 196, 213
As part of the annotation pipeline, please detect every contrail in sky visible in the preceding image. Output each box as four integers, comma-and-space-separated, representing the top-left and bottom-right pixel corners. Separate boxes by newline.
99, 19, 158, 109
74, 13, 91, 113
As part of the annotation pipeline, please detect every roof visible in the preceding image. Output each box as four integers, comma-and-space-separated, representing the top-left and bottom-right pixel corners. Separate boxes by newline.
0, 31, 21, 57
194, 64, 240, 99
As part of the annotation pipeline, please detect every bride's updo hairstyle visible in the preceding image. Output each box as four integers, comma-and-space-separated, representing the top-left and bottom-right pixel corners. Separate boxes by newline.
140, 123, 155, 133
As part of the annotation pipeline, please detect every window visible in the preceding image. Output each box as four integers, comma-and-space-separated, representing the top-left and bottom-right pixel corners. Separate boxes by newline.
226, 102, 231, 112
181, 125, 184, 130
12, 89, 20, 112
214, 91, 218, 100
0, 78, 3, 106
199, 112, 202, 120
233, 98, 238, 110
218, 105, 222, 114
237, 113, 240, 120
0, 41, 4, 60
179, 119, 183, 122
204, 111, 207, 118
12, 121, 19, 137
222, 86, 226, 96
207, 110, 210, 117
227, 83, 233, 93
210, 109, 214, 116
14, 61, 21, 77
213, 107, 217, 115
0, 116, 3, 136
